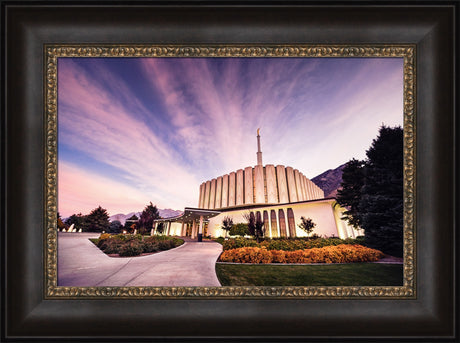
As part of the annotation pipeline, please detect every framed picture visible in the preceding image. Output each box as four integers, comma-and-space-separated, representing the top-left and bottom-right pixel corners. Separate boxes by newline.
2, 1, 456, 341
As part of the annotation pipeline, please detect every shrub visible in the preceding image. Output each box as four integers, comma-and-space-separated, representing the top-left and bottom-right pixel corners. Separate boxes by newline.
143, 241, 159, 253
220, 247, 272, 264
222, 237, 366, 252
98, 233, 111, 240
119, 241, 144, 257
214, 237, 226, 245
270, 250, 287, 263
222, 237, 258, 250
158, 240, 175, 251
219, 244, 384, 264
229, 223, 250, 237
94, 234, 183, 256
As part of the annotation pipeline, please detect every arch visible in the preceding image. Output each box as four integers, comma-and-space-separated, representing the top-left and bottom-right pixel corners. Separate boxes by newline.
287, 208, 296, 237
278, 209, 287, 238
270, 210, 278, 238
263, 210, 270, 237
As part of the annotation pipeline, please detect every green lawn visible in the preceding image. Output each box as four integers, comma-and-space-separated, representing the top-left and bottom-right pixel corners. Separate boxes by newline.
215, 263, 403, 286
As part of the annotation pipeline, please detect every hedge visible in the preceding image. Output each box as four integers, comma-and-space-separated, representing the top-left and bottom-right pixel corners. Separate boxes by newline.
219, 244, 384, 264
221, 236, 365, 251
95, 234, 184, 257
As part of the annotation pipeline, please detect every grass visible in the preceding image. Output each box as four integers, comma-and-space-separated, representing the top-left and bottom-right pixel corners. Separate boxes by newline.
215, 263, 403, 286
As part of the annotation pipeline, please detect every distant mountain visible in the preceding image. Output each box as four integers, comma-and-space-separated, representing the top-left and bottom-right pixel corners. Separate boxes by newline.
109, 209, 183, 224
311, 163, 347, 198
158, 208, 183, 219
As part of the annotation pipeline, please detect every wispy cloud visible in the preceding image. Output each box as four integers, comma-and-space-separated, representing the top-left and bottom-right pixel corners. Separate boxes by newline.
58, 57, 403, 217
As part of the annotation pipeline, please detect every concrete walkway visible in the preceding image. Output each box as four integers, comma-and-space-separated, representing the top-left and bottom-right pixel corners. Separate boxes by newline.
57, 232, 223, 287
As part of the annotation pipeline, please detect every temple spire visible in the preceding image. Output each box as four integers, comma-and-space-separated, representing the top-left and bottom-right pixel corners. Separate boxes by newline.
256, 128, 263, 166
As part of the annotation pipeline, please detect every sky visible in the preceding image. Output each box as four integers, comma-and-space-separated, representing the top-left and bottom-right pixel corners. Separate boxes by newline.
58, 57, 403, 217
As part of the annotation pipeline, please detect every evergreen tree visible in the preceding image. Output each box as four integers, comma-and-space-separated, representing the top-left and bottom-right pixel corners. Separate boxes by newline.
337, 125, 403, 257
85, 206, 110, 233
359, 126, 404, 257
108, 220, 123, 234
65, 213, 88, 231
336, 159, 365, 228
139, 202, 161, 234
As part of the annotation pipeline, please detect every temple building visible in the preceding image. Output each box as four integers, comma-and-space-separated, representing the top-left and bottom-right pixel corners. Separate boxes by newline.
153, 130, 361, 241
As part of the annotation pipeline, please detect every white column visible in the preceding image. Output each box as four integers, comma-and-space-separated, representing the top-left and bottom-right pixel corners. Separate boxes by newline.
228, 172, 236, 206
286, 167, 298, 202
244, 166, 254, 204
276, 165, 289, 203
191, 220, 196, 239
198, 183, 204, 207
294, 169, 304, 201
204, 180, 211, 209
236, 169, 244, 206
222, 174, 229, 208
198, 215, 204, 242
210, 179, 217, 209
265, 164, 278, 203
215, 176, 223, 209
254, 165, 265, 203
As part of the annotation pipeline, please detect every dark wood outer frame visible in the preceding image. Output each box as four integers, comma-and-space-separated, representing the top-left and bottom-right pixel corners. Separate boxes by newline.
2, 2, 456, 341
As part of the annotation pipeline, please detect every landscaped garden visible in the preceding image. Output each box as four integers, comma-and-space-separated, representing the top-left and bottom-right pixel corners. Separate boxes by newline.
91, 233, 184, 257
216, 263, 403, 286
214, 236, 383, 264
214, 236, 403, 286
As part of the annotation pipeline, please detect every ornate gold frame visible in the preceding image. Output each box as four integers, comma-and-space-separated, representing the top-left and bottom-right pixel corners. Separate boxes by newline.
45, 45, 415, 298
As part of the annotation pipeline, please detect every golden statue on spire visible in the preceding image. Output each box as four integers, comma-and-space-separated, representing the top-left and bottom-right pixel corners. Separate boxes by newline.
257, 128, 260, 136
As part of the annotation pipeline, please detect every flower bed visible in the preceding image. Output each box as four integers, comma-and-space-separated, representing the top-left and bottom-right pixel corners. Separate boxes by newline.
220, 236, 365, 252
93, 233, 184, 257
219, 244, 384, 264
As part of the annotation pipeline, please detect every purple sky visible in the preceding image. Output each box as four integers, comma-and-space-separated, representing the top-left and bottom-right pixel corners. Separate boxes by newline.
58, 57, 403, 217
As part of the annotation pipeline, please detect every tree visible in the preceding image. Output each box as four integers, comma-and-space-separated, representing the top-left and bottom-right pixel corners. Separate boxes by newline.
65, 213, 88, 231
229, 223, 250, 236
124, 214, 139, 233
359, 125, 403, 257
336, 125, 403, 257
57, 212, 67, 231
243, 212, 264, 243
85, 206, 110, 233
297, 216, 316, 237
156, 222, 165, 235
108, 220, 123, 234
139, 202, 161, 235
221, 216, 233, 237
336, 159, 365, 228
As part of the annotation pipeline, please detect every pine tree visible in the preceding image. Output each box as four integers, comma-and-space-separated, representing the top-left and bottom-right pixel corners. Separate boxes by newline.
359, 126, 403, 257
139, 202, 161, 234
336, 125, 403, 257
336, 159, 365, 228
85, 206, 110, 233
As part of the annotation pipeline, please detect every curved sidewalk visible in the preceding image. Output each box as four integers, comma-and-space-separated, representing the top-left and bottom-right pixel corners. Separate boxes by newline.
58, 233, 223, 287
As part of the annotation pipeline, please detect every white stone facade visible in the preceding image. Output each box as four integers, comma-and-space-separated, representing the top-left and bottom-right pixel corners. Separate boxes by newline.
198, 165, 324, 210
206, 199, 362, 239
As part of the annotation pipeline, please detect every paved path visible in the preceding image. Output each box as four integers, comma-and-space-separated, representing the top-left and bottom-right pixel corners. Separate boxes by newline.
58, 233, 223, 287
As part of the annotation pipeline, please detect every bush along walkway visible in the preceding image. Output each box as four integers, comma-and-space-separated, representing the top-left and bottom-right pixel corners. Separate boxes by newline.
58, 232, 222, 287
218, 244, 384, 264
94, 233, 184, 257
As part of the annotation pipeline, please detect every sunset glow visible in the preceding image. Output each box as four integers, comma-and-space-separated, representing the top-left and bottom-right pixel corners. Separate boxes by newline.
58, 57, 403, 217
